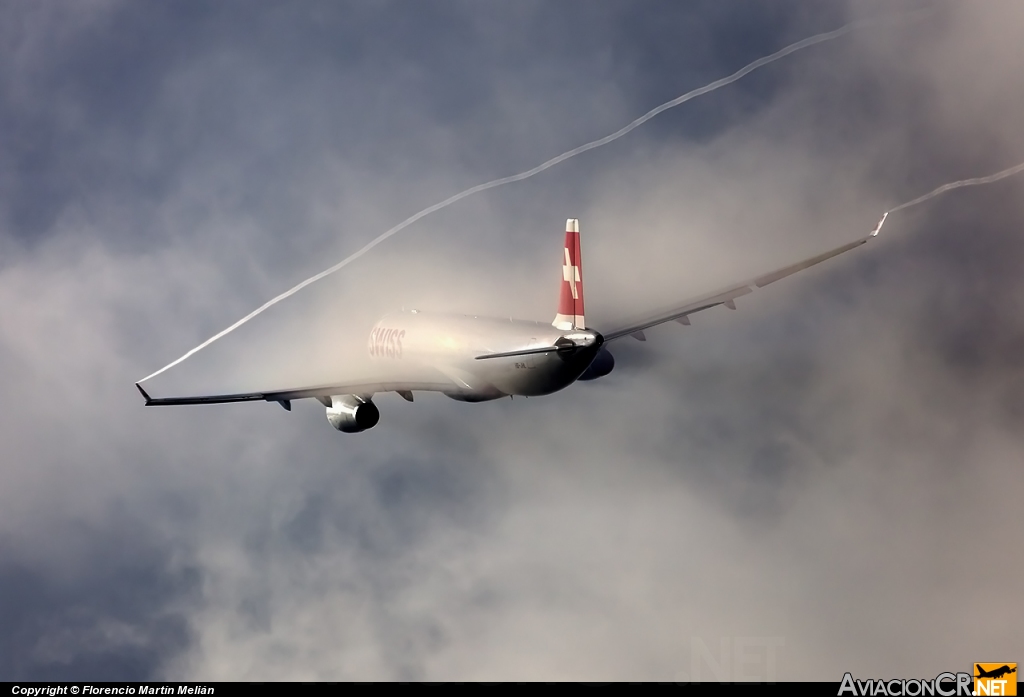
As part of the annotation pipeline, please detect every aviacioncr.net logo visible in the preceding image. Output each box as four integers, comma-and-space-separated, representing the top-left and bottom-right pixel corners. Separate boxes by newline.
839, 672, 973, 696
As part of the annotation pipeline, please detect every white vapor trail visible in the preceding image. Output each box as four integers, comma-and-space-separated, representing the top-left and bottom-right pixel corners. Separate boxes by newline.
139, 14, 910, 383
888, 161, 1024, 214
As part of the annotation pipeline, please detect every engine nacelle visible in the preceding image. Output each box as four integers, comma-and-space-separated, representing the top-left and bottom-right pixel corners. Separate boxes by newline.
325, 395, 380, 433
577, 347, 614, 381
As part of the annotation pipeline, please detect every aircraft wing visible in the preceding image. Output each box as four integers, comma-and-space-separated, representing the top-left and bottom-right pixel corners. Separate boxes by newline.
600, 213, 887, 342
135, 377, 457, 408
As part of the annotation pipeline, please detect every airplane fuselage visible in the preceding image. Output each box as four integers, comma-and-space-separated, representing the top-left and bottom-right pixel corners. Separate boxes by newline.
368, 310, 603, 401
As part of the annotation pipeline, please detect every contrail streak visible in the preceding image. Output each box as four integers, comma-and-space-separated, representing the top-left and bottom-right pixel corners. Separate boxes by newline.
888, 161, 1024, 214
139, 14, 912, 383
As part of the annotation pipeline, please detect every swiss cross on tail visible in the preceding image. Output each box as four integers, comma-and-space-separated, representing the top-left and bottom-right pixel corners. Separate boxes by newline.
553, 218, 585, 330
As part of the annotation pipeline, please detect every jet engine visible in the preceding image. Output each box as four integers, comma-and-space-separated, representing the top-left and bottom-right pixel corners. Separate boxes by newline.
577, 346, 614, 381
324, 394, 380, 433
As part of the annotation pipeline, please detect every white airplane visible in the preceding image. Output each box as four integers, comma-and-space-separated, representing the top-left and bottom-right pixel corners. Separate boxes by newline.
136, 214, 887, 432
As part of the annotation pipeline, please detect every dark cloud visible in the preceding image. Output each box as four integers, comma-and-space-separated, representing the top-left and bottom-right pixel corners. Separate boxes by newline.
1, 0, 1022, 681
0, 522, 198, 681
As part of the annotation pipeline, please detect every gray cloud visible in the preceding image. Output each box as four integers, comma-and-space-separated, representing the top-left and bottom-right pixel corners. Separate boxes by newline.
0, 523, 198, 681
0, 0, 1022, 681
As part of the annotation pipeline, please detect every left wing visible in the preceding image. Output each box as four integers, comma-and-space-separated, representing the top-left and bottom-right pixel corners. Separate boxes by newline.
135, 377, 458, 409
600, 214, 886, 342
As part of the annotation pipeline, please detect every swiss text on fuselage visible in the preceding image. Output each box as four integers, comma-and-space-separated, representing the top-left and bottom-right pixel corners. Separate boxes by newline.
368, 327, 406, 358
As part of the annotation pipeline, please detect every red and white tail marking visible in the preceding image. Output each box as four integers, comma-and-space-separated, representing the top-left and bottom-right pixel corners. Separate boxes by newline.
553, 218, 585, 330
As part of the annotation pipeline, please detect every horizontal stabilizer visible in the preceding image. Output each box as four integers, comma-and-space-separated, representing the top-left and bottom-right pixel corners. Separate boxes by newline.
475, 345, 561, 360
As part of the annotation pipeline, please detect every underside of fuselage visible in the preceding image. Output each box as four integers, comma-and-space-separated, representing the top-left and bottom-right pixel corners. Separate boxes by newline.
368, 310, 603, 401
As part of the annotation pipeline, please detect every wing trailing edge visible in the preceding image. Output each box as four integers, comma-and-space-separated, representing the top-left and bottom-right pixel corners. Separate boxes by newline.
135, 380, 454, 407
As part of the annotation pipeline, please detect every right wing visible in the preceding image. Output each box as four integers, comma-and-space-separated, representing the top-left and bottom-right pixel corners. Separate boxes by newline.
600, 213, 887, 342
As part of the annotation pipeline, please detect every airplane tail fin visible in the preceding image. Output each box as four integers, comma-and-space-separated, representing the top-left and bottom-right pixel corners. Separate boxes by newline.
553, 218, 585, 330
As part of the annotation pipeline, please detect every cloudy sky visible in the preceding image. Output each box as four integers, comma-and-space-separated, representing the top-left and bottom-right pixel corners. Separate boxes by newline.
1, 0, 1022, 681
